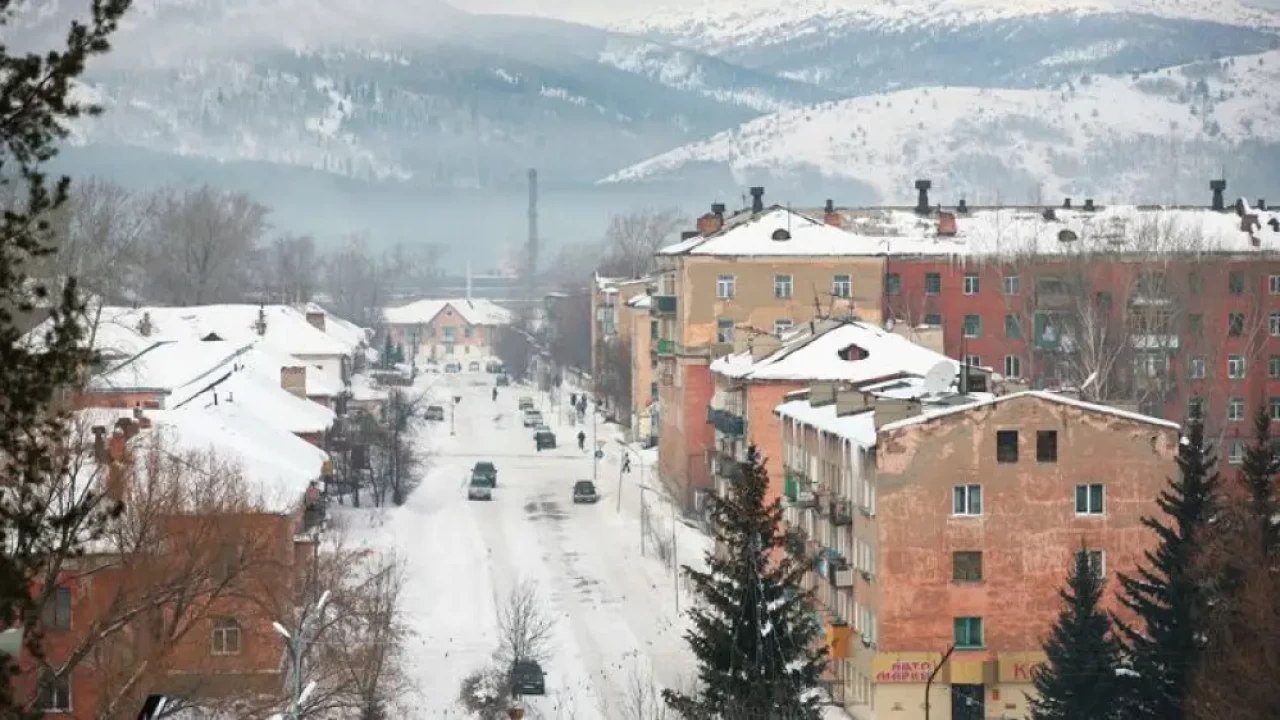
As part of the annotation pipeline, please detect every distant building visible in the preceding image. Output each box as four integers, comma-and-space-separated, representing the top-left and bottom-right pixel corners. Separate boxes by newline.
383, 298, 512, 362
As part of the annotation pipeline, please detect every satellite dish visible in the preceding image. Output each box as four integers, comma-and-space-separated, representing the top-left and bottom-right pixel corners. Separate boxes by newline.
922, 361, 957, 395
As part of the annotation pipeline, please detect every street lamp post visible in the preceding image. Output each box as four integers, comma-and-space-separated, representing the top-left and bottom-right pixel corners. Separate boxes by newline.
451, 395, 461, 436
273, 590, 330, 720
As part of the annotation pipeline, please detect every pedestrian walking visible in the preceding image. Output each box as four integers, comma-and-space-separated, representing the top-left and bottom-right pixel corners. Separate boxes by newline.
577, 430, 586, 451
622, 454, 631, 474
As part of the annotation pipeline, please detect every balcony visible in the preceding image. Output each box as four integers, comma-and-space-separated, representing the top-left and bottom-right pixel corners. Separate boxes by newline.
831, 499, 854, 526
784, 528, 808, 557
654, 339, 675, 356
715, 454, 743, 481
784, 471, 800, 502
651, 295, 677, 316
708, 408, 745, 437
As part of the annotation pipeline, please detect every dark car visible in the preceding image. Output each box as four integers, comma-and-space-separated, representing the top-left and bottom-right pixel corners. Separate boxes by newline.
472, 461, 497, 487
573, 480, 599, 504
496, 375, 510, 387
535, 428, 557, 451
511, 659, 545, 696
424, 405, 445, 421
518, 396, 534, 411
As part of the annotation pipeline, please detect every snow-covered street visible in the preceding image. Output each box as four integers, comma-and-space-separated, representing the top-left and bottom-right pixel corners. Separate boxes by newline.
338, 371, 709, 718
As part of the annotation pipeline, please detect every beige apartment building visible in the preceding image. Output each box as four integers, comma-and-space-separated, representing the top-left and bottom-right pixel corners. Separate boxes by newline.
655, 189, 893, 510
776, 387, 1179, 719
624, 293, 658, 443
590, 276, 651, 426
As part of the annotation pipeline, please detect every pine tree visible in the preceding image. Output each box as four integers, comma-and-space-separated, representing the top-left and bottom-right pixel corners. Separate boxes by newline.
0, 0, 132, 713
381, 334, 393, 367
663, 445, 826, 720
1238, 407, 1278, 555
1113, 416, 1219, 720
1029, 542, 1124, 720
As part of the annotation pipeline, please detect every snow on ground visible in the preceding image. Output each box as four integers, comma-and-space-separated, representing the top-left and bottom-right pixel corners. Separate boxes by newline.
336, 370, 709, 718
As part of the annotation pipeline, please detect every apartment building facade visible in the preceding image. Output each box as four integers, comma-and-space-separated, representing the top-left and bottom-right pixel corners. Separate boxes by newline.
590, 276, 652, 429
655, 192, 889, 510
383, 298, 512, 361
625, 294, 659, 443
777, 388, 1179, 720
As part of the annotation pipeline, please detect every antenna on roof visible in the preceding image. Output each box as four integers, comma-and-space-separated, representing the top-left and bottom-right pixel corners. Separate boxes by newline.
922, 361, 957, 396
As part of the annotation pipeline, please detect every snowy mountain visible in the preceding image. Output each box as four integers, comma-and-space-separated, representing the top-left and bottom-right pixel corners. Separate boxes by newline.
596, 0, 1280, 94
601, 51, 1280, 205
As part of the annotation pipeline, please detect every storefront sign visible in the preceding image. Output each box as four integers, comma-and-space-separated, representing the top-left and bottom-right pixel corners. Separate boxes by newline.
875, 661, 933, 683
1010, 661, 1045, 682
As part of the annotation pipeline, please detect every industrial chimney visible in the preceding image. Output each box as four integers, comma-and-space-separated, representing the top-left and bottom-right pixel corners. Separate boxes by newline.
749, 187, 765, 214
914, 179, 932, 215
1211, 179, 1227, 212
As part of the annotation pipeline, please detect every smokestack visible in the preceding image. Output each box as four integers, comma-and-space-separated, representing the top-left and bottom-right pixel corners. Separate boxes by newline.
1258, 198, 1267, 211
1211, 179, 1227, 212
749, 186, 765, 214
914, 179, 932, 215
527, 168, 539, 305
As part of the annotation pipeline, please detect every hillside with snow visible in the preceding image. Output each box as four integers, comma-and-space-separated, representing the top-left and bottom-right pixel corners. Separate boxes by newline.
601, 51, 1280, 205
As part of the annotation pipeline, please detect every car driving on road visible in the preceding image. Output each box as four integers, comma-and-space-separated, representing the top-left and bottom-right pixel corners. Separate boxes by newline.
511, 659, 546, 696
572, 480, 599, 504
467, 474, 493, 501
535, 427, 556, 451
522, 410, 543, 428
518, 396, 534, 411
472, 461, 497, 487
424, 405, 445, 421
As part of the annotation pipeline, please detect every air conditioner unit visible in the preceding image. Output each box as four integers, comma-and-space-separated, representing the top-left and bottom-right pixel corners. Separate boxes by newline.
834, 568, 855, 588
860, 569, 874, 582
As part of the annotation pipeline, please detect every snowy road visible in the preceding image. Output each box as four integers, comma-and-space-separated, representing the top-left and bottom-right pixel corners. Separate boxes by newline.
338, 372, 707, 718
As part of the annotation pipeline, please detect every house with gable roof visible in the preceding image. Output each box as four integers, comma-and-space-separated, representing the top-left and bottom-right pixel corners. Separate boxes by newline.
383, 298, 512, 362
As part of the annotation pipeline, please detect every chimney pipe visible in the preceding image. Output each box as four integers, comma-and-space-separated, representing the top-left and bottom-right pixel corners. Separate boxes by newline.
914, 179, 932, 215
711, 203, 725, 218
956, 198, 968, 214
1211, 179, 1227, 212
1062, 198, 1072, 209
824, 198, 835, 214
1235, 197, 1246, 216
1084, 198, 1095, 212
749, 187, 765, 214
1258, 198, 1267, 211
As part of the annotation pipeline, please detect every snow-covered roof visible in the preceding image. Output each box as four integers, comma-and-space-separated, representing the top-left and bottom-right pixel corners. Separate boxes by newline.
176, 363, 336, 435
383, 298, 513, 327
349, 373, 389, 403
658, 203, 1280, 259
595, 274, 652, 291
711, 319, 963, 383
87, 304, 350, 358
242, 345, 344, 398
626, 294, 653, 309
777, 396, 880, 445
89, 340, 249, 407
297, 302, 369, 350
878, 390, 1181, 433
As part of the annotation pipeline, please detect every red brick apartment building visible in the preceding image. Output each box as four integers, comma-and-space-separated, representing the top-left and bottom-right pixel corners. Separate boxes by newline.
656, 180, 1278, 508
17, 412, 319, 717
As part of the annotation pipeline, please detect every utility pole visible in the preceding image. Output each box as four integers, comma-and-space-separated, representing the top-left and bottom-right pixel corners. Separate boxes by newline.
591, 379, 599, 482
273, 590, 330, 720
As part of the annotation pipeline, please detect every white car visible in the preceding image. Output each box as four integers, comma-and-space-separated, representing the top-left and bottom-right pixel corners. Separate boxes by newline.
523, 410, 544, 428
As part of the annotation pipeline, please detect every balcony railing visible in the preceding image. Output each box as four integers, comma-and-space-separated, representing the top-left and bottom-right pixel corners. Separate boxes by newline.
784, 471, 800, 502
707, 408, 745, 437
654, 339, 675, 356
831, 499, 854, 526
651, 295, 677, 315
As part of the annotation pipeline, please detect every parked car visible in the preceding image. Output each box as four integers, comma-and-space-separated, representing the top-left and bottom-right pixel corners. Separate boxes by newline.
572, 480, 599, 504
468, 361, 481, 371
444, 362, 461, 373
496, 375, 510, 387
486, 362, 502, 373
523, 410, 544, 428
535, 428, 557, 451
518, 396, 534, 411
511, 659, 546, 696
424, 405, 445, 421
472, 461, 497, 487
467, 475, 493, 501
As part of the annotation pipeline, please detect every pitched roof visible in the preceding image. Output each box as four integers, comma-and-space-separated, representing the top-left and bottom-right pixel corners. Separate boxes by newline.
711, 319, 962, 384
877, 390, 1181, 433
89, 340, 249, 407
660, 201, 1280, 259
383, 298, 513, 326
92, 304, 350, 357
297, 302, 370, 350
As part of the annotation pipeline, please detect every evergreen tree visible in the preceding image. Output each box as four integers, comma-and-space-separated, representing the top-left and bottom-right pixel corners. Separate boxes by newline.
0, 0, 132, 713
1030, 542, 1124, 720
1113, 416, 1219, 720
1238, 407, 1278, 555
663, 445, 826, 720
380, 334, 393, 367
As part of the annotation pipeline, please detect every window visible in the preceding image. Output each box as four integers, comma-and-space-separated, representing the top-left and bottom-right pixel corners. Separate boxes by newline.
443, 326, 456, 340
716, 319, 734, 344
650, 382, 658, 401
650, 320, 658, 340
886, 273, 901, 295
38, 671, 70, 712
1229, 270, 1245, 295
1075, 483, 1105, 515
1076, 549, 1106, 579
1228, 354, 1246, 379
964, 355, 981, 368
1136, 270, 1166, 296
773, 274, 793, 299
954, 617, 984, 649
1036, 430, 1058, 462
1228, 440, 1245, 465
774, 319, 794, 335
1188, 356, 1206, 380
1228, 397, 1245, 422
214, 543, 240, 582
1272, 313, 1280, 337
996, 430, 1018, 463
1271, 274, 1280, 295
716, 274, 736, 299
1272, 356, 1280, 379
952, 485, 983, 516
832, 274, 851, 298
42, 587, 71, 631
952, 551, 983, 583
1187, 396, 1205, 418
1004, 314, 1021, 339
1187, 268, 1203, 293
1270, 397, 1280, 421
1004, 355, 1022, 378
211, 618, 242, 655
1228, 313, 1245, 336
1187, 314, 1203, 337
962, 314, 981, 338
464, 326, 473, 338
445, 344, 454, 355
923, 313, 942, 327
1003, 275, 1020, 295
925, 273, 941, 295
963, 274, 979, 295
